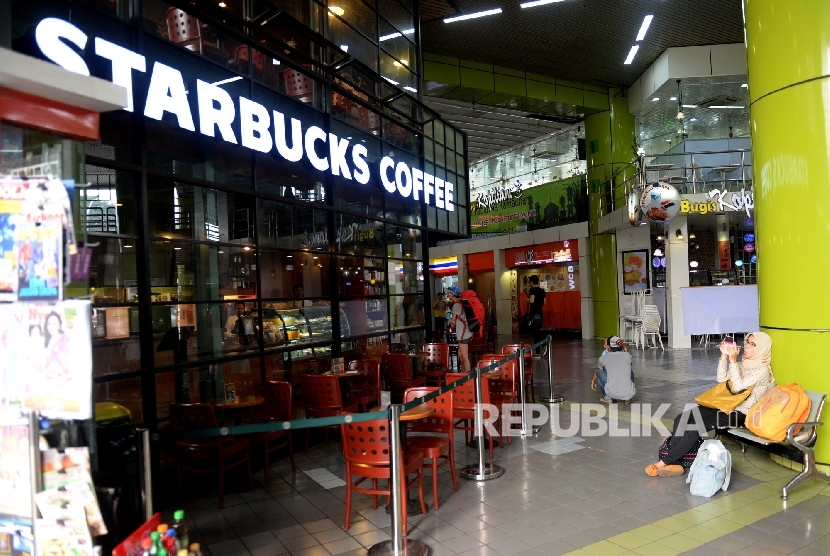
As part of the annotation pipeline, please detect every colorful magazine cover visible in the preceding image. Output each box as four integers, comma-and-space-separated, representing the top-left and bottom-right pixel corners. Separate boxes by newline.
0, 301, 92, 420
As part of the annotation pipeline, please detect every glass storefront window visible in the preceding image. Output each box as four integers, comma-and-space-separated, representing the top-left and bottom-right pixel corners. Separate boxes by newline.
91, 306, 141, 375
388, 259, 423, 294
386, 226, 423, 260
95, 377, 143, 424
88, 237, 138, 302
333, 215, 385, 257
259, 250, 332, 300
338, 255, 386, 296
341, 298, 388, 337
390, 294, 424, 329
82, 166, 137, 236
259, 200, 328, 249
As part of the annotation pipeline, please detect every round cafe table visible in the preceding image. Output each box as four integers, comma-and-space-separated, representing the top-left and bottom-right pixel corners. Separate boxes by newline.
325, 369, 366, 403
210, 395, 265, 426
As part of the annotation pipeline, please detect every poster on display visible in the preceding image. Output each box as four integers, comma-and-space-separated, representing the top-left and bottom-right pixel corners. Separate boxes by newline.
0, 177, 70, 302
621, 251, 650, 294
0, 301, 92, 420
470, 175, 587, 235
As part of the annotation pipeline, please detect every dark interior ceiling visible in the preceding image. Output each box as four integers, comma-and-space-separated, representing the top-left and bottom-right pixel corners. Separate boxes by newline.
420, 0, 745, 87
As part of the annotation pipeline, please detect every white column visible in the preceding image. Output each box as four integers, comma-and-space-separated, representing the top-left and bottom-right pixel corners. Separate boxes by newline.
666, 216, 691, 348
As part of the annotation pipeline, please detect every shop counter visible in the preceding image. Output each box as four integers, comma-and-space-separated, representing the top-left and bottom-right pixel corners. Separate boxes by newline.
680, 285, 759, 335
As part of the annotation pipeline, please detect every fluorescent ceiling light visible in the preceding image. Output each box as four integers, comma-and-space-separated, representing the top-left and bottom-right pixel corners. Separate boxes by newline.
709, 105, 745, 109
741, 83, 748, 87
403, 86, 417, 93
211, 76, 243, 86
651, 97, 659, 102
520, 0, 565, 8
271, 58, 280, 65
682, 104, 697, 108
340, 45, 349, 52
444, 8, 502, 24
623, 45, 639, 65
670, 96, 677, 101
690, 118, 698, 122
379, 29, 415, 42
383, 76, 399, 85
635, 15, 654, 41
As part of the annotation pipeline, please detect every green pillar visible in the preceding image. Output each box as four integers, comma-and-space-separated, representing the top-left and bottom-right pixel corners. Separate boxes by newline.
745, 0, 830, 462
585, 88, 635, 338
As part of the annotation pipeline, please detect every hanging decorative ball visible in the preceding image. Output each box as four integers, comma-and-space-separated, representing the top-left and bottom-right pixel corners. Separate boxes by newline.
744, 243, 755, 253
640, 182, 681, 222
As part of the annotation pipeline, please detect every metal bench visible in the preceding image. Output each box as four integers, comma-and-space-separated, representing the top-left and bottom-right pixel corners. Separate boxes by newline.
719, 390, 829, 499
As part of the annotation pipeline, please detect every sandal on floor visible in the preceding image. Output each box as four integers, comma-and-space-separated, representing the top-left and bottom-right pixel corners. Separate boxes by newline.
657, 464, 685, 477
644, 464, 659, 477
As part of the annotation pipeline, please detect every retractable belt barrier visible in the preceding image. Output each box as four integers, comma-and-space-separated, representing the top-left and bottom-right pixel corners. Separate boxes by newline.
154, 337, 557, 556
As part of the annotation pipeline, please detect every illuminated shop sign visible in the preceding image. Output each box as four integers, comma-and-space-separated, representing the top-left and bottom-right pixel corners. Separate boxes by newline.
429, 257, 458, 275
33, 17, 454, 212
679, 188, 754, 217
513, 240, 573, 265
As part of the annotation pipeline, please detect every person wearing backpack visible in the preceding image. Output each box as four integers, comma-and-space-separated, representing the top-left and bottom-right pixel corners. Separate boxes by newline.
446, 285, 473, 374
527, 275, 547, 355
645, 331, 775, 477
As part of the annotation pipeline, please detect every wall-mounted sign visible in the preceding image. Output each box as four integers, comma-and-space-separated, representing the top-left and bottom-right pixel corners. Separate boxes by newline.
680, 188, 754, 217
472, 183, 522, 211
640, 182, 681, 222
33, 17, 454, 213
506, 240, 578, 268
428, 257, 458, 275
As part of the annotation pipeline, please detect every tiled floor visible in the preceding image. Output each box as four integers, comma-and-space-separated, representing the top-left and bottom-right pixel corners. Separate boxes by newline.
168, 338, 830, 556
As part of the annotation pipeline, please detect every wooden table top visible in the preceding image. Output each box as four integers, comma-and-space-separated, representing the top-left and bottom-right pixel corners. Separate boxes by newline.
210, 395, 265, 409
400, 405, 435, 421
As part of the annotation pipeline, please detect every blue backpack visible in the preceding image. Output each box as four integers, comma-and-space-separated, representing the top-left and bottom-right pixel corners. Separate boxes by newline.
686, 439, 731, 497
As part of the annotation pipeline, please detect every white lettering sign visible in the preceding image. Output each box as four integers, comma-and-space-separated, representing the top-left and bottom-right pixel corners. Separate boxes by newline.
34, 17, 454, 213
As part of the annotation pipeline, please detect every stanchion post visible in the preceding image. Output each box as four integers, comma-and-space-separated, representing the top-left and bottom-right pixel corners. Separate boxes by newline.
517, 349, 538, 435
539, 335, 564, 403
460, 365, 505, 481
368, 405, 427, 556
138, 428, 153, 520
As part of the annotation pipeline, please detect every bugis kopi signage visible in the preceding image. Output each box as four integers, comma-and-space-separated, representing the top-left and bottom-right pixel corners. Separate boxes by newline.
680, 188, 754, 217
33, 18, 454, 212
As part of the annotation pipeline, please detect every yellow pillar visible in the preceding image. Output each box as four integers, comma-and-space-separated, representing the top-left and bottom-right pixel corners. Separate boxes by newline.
745, 0, 830, 462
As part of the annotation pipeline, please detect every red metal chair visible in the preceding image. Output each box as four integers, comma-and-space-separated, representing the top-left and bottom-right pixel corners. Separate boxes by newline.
347, 359, 381, 411
422, 343, 450, 386
341, 419, 427, 535
166, 8, 203, 54
502, 344, 535, 403
381, 353, 425, 402
300, 374, 358, 452
170, 403, 253, 508
359, 106, 381, 135
249, 381, 296, 485
403, 387, 458, 509
284, 68, 314, 103
232, 44, 265, 72
477, 356, 517, 445
446, 372, 500, 459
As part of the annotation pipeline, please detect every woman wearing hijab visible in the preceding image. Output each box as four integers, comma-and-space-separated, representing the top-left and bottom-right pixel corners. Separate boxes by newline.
645, 332, 775, 477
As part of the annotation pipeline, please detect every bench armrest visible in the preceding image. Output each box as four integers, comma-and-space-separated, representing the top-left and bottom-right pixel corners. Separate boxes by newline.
786, 421, 824, 451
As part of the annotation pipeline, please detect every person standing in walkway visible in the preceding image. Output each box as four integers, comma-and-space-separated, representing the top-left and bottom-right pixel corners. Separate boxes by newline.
446, 285, 472, 374
432, 293, 447, 341
527, 275, 547, 354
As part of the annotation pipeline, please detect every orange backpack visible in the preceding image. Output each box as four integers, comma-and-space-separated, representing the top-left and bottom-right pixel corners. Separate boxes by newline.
745, 383, 811, 442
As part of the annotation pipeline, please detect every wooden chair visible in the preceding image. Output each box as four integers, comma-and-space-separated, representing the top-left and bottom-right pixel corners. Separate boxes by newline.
300, 374, 358, 452
381, 353, 425, 402
166, 8, 203, 54
403, 387, 458, 509
348, 359, 381, 411
169, 403, 253, 508
446, 372, 500, 459
422, 343, 450, 386
341, 419, 427, 535
502, 344, 535, 402
249, 381, 296, 485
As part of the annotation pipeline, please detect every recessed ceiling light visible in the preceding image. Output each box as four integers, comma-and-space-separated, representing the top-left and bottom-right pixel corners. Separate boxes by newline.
124, 245, 133, 248
690, 118, 698, 122
670, 96, 677, 101
218, 2, 226, 7
519, 0, 565, 8
636, 15, 654, 41
328, 6, 345, 16
379, 29, 415, 42
340, 44, 349, 52
287, 255, 293, 258
174, 246, 181, 250
652, 97, 660, 102
243, 246, 251, 251
741, 83, 748, 88
623, 45, 639, 65
444, 8, 502, 24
